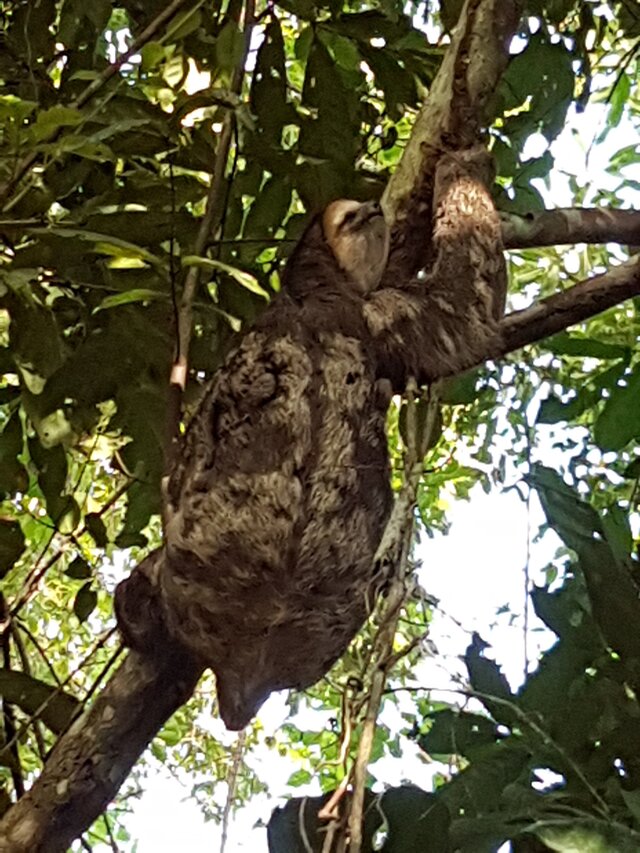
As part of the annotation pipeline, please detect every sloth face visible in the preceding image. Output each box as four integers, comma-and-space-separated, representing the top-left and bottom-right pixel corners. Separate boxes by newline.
322, 199, 390, 293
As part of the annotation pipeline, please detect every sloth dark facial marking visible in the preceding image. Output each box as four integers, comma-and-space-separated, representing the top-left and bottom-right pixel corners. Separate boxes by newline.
322, 199, 390, 293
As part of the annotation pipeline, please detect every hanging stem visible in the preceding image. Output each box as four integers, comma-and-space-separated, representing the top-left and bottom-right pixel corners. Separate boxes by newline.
346, 382, 441, 853
165, 0, 256, 471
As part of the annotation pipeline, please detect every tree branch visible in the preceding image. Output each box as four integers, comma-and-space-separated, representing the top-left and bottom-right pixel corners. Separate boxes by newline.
382, 0, 522, 279
495, 254, 640, 358
165, 0, 256, 468
502, 208, 640, 250
0, 651, 202, 853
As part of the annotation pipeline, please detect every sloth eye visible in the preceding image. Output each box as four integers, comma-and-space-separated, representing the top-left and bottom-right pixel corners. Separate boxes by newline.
340, 209, 358, 228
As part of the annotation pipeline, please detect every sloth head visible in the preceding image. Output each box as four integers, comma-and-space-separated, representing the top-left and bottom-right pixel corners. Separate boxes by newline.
322, 199, 390, 293
282, 199, 390, 298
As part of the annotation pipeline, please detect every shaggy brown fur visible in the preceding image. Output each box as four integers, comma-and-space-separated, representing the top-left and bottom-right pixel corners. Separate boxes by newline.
162, 201, 393, 729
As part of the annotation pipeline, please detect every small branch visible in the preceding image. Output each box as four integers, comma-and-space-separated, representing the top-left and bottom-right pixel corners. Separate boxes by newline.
165, 0, 256, 467
502, 208, 640, 250
220, 730, 246, 853
8, 480, 131, 622
384, 0, 520, 218
11, 627, 48, 762
496, 254, 640, 358
346, 385, 440, 853
0, 596, 25, 801
0, 0, 192, 208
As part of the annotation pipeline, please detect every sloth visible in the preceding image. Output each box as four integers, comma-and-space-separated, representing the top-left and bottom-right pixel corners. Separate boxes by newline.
160, 200, 393, 729
117, 152, 506, 729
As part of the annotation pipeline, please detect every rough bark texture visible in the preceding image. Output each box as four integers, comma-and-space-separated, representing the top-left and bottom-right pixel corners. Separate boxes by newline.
0, 649, 201, 853
381, 0, 521, 281
501, 208, 640, 250
499, 254, 640, 356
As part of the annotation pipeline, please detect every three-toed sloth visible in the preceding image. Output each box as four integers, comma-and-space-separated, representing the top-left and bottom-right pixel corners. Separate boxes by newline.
160, 200, 394, 729
117, 158, 506, 729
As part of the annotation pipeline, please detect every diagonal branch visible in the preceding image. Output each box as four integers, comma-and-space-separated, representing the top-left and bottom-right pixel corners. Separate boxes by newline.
165, 0, 256, 470
502, 208, 640, 250
382, 0, 522, 280
496, 254, 640, 358
0, 649, 202, 853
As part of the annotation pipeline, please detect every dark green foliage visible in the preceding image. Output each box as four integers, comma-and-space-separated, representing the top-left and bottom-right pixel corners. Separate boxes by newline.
0, 670, 79, 735
397, 468, 640, 851
268, 785, 451, 852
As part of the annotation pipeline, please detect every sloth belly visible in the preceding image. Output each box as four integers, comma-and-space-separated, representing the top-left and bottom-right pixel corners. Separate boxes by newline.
161, 329, 392, 728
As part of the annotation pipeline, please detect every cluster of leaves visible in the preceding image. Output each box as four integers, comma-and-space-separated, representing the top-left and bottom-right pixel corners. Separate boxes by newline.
270, 464, 640, 852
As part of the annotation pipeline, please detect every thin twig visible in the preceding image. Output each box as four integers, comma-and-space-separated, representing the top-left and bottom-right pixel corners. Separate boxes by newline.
8, 479, 131, 621
11, 627, 48, 762
0, 595, 25, 800
165, 0, 256, 470
0, 628, 118, 764
219, 730, 246, 853
346, 383, 441, 853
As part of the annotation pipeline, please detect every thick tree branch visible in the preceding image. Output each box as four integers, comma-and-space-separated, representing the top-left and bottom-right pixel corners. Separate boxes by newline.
382, 0, 522, 279
502, 208, 640, 250
496, 254, 640, 358
0, 651, 202, 853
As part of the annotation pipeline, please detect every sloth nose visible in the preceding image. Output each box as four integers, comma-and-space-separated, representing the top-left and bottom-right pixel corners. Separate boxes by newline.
370, 201, 381, 213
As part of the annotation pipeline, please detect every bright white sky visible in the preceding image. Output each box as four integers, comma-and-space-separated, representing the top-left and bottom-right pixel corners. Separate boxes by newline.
86, 33, 640, 853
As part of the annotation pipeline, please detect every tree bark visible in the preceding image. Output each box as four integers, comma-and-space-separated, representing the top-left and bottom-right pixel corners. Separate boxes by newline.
0, 652, 202, 853
498, 254, 640, 356
502, 208, 640, 250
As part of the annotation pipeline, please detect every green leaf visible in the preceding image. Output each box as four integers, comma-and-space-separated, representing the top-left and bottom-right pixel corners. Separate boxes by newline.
30, 227, 165, 270
286, 768, 312, 788
528, 464, 603, 550
380, 786, 450, 853
464, 635, 515, 725
85, 513, 108, 548
418, 709, 498, 759
594, 369, 640, 450
166, 6, 202, 41
609, 71, 631, 129
65, 556, 92, 580
183, 255, 269, 298
93, 289, 166, 313
140, 41, 167, 71
30, 105, 83, 143
0, 669, 79, 734
0, 520, 25, 578
535, 818, 640, 852
73, 583, 97, 623
0, 411, 28, 497
250, 20, 291, 143
215, 21, 244, 72
439, 370, 480, 405
545, 332, 630, 360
